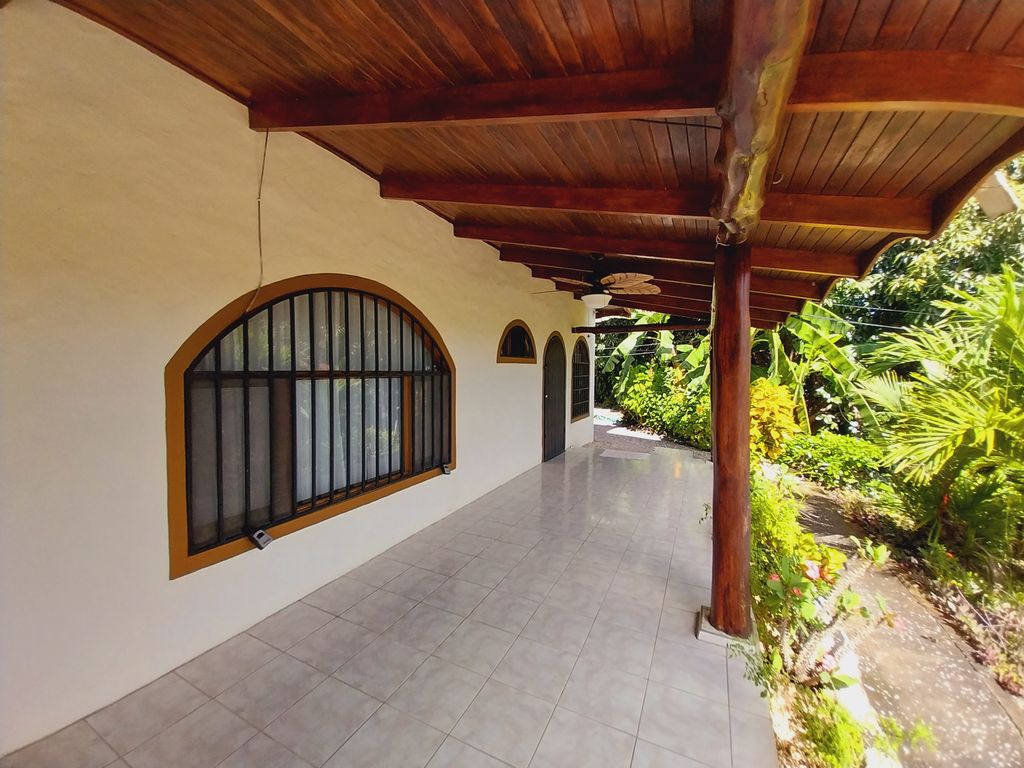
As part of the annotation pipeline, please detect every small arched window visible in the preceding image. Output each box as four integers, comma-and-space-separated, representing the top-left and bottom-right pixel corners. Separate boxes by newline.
167, 275, 454, 577
496, 320, 536, 363
571, 338, 591, 421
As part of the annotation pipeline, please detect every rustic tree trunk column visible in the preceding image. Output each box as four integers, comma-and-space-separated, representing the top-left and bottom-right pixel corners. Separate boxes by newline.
710, 245, 753, 637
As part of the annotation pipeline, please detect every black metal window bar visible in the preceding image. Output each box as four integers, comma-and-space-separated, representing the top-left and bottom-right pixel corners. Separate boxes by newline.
184, 288, 452, 554
571, 338, 590, 419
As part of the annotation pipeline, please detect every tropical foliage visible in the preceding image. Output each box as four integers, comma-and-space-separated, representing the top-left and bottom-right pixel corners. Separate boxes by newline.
826, 160, 1024, 343
859, 267, 1024, 570
780, 432, 884, 490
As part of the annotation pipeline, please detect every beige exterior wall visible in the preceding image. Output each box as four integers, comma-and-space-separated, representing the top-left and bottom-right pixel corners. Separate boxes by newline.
0, 1, 593, 754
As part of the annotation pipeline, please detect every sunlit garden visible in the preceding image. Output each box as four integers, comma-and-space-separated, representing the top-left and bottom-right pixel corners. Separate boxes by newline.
595, 161, 1024, 768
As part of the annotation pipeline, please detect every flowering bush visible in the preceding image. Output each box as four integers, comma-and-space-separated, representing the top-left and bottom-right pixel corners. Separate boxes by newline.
750, 378, 801, 461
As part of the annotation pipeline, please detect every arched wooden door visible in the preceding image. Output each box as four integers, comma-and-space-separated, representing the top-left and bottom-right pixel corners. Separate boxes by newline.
542, 334, 566, 461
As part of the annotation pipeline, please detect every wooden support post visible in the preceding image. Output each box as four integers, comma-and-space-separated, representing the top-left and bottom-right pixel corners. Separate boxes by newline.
710, 246, 753, 637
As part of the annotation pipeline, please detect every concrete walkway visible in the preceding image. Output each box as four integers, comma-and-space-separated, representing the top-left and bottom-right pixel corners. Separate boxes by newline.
800, 491, 1024, 768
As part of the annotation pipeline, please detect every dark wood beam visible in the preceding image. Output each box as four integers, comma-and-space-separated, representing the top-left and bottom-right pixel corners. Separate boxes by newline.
250, 52, 1024, 132
250, 68, 715, 131
503, 246, 824, 299
383, 178, 931, 234
710, 246, 754, 637
606, 297, 775, 330
527, 264, 805, 312
460, 224, 857, 277
596, 307, 631, 319
712, 0, 812, 243
933, 127, 1024, 235
792, 51, 1024, 118
604, 293, 789, 323
572, 322, 708, 334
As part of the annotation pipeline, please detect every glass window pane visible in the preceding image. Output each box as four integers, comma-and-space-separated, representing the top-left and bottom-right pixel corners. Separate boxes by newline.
270, 379, 293, 520
442, 374, 451, 465
378, 379, 390, 477
433, 374, 442, 467
349, 379, 363, 485
313, 291, 329, 371
347, 293, 362, 372
413, 377, 423, 473
365, 378, 378, 481
391, 378, 402, 471
272, 300, 291, 371
221, 380, 245, 538
188, 380, 218, 549
248, 380, 270, 528
363, 297, 377, 372
333, 379, 348, 491
220, 326, 244, 372
295, 379, 312, 503
294, 294, 310, 371
247, 310, 269, 371
332, 291, 347, 372
315, 378, 330, 497
377, 301, 390, 371
423, 373, 433, 468
402, 315, 413, 371
389, 308, 401, 371
194, 347, 216, 373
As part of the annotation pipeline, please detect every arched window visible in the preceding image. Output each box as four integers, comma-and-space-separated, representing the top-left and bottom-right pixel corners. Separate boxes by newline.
166, 275, 454, 577
496, 320, 536, 363
571, 338, 591, 421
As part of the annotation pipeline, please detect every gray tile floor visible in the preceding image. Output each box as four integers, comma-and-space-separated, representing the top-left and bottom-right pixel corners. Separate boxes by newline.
2, 445, 777, 768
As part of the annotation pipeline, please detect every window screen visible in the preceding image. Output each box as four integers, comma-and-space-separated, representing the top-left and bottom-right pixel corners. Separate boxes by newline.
185, 288, 452, 554
498, 322, 535, 361
571, 338, 590, 420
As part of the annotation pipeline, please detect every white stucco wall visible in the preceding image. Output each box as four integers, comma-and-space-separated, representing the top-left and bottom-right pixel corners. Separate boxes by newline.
0, 0, 594, 754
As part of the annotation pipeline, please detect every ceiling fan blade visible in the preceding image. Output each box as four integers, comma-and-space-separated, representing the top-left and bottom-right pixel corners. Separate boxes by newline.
530, 289, 563, 294
609, 283, 662, 295
601, 272, 654, 287
551, 276, 591, 287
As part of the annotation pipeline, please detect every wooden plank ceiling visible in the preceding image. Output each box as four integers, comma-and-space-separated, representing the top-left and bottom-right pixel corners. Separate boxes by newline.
60, 0, 1024, 327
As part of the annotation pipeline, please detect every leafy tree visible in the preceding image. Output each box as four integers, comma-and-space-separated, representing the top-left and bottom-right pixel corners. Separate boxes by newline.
753, 304, 876, 433
826, 160, 1024, 343
858, 267, 1024, 566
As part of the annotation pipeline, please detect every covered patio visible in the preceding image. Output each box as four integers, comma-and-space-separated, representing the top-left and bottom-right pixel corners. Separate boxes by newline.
4, 0, 1024, 763
3, 442, 771, 768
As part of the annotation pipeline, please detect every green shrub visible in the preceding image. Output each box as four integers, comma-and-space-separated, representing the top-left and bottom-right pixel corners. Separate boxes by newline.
619, 367, 799, 456
780, 431, 884, 489
796, 689, 865, 768
617, 364, 711, 450
750, 379, 800, 461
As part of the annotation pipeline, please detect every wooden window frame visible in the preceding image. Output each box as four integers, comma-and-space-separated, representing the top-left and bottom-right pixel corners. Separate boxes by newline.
570, 337, 591, 422
165, 274, 456, 578
496, 319, 537, 364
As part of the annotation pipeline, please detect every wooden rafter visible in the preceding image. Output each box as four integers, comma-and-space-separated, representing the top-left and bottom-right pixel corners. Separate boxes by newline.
250, 52, 1024, 131
572, 323, 708, 334
382, 178, 931, 234
503, 246, 822, 299
250, 67, 715, 131
606, 296, 775, 330
712, 0, 813, 243
527, 265, 804, 312
791, 51, 1024, 118
458, 224, 857, 277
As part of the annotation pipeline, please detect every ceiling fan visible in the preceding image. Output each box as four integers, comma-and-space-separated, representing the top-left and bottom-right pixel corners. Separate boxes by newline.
533, 256, 661, 309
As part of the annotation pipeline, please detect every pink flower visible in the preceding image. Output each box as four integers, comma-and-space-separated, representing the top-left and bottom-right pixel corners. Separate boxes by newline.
792, 587, 803, 597
803, 560, 821, 580
769, 573, 781, 582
